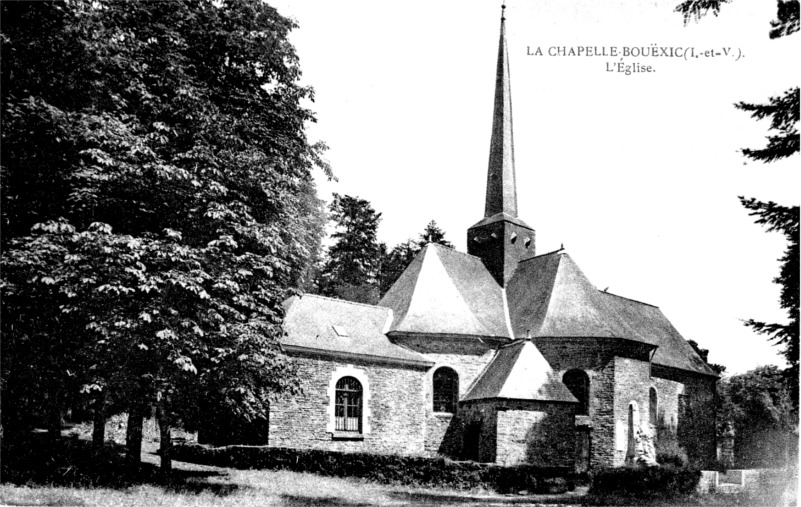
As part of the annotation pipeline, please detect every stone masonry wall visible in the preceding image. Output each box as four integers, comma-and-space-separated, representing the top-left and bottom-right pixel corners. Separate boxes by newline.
269, 354, 427, 455
652, 375, 684, 455
405, 339, 497, 456
612, 356, 652, 466
495, 400, 575, 467
458, 402, 497, 463
534, 338, 617, 468
652, 365, 717, 467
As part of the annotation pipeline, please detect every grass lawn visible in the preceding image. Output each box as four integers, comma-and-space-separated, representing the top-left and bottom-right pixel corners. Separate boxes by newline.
0, 427, 587, 506
1, 424, 796, 506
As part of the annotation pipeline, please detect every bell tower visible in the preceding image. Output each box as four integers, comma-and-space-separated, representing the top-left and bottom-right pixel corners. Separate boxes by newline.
467, 5, 536, 287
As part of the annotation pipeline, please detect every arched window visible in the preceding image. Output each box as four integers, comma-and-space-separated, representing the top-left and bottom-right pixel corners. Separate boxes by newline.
335, 376, 362, 432
649, 387, 658, 427
563, 369, 590, 415
433, 367, 459, 413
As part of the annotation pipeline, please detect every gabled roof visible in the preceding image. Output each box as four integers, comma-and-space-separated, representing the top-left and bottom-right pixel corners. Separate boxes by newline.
463, 340, 577, 403
506, 250, 716, 377
507, 251, 638, 339
378, 243, 512, 340
598, 292, 717, 376
281, 294, 430, 366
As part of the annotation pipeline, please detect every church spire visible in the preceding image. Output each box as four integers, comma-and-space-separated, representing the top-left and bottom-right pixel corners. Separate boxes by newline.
484, 4, 517, 218
468, 5, 535, 288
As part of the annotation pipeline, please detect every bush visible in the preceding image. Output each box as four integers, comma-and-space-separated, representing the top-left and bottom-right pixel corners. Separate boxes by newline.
589, 465, 700, 501
171, 443, 577, 493
654, 433, 688, 467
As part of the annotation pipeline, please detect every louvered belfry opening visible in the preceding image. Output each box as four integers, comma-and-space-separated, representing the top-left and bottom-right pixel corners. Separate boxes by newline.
335, 376, 362, 432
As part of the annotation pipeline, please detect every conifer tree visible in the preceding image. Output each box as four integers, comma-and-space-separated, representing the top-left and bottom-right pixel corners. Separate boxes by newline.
675, 0, 799, 407
379, 220, 453, 297
318, 194, 384, 304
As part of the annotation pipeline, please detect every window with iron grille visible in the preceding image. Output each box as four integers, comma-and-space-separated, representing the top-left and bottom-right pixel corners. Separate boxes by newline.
433, 367, 459, 413
335, 376, 362, 432
563, 369, 590, 416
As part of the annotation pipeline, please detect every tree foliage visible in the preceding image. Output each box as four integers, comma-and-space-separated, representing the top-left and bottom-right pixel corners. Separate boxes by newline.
675, 0, 799, 406
717, 366, 797, 466
736, 88, 800, 163
687, 340, 726, 375
734, 87, 799, 402
417, 220, 454, 250
675, 0, 799, 39
740, 199, 800, 383
1, 0, 327, 473
318, 194, 384, 304
379, 220, 453, 297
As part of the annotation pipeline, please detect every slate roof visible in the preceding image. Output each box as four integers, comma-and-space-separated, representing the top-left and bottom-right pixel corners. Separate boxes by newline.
598, 291, 717, 376
507, 251, 637, 339
281, 294, 431, 366
506, 250, 716, 376
463, 340, 577, 402
378, 243, 512, 340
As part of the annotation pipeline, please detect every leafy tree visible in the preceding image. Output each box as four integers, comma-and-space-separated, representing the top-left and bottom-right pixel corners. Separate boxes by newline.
318, 194, 384, 304
1, 0, 327, 476
717, 366, 797, 467
675, 0, 799, 39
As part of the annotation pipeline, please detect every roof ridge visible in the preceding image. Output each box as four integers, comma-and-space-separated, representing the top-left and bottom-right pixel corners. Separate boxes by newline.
599, 290, 659, 309
517, 248, 565, 264
428, 242, 485, 262
298, 293, 387, 311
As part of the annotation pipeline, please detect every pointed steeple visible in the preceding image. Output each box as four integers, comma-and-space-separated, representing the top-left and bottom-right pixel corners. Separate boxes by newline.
484, 5, 517, 218
467, 5, 534, 288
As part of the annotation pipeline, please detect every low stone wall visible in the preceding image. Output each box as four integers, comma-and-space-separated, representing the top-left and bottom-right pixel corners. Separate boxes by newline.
696, 468, 793, 494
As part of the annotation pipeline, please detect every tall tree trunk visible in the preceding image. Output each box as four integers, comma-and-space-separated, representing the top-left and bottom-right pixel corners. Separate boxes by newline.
157, 397, 172, 480
125, 402, 144, 470
92, 391, 106, 451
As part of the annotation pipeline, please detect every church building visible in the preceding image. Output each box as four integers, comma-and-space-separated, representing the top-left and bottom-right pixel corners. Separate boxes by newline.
268, 9, 718, 469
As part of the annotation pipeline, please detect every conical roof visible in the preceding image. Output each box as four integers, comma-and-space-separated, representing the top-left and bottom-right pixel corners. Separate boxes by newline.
507, 251, 637, 338
464, 340, 577, 402
506, 250, 717, 376
378, 244, 512, 339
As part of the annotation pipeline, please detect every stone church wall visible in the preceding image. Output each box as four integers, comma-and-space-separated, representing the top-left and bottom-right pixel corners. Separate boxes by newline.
652, 365, 717, 467
495, 401, 575, 467
458, 400, 575, 466
612, 356, 652, 465
533, 338, 617, 467
404, 338, 497, 456
269, 354, 427, 455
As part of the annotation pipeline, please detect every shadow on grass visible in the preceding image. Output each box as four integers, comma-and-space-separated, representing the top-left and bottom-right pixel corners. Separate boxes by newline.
0, 431, 245, 497
388, 489, 588, 505
279, 494, 375, 506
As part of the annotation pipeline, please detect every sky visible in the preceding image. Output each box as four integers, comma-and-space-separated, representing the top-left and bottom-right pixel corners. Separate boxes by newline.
268, 0, 799, 375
